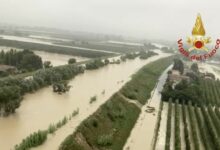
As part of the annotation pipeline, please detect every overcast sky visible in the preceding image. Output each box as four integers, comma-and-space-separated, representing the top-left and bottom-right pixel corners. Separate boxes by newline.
0, 0, 219, 40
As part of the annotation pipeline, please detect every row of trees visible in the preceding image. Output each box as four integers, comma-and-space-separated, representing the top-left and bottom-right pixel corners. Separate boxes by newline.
174, 101, 181, 150
0, 49, 42, 71
165, 100, 172, 150
200, 79, 220, 106
15, 130, 47, 150
200, 106, 220, 149
120, 51, 158, 61
0, 64, 84, 116
85, 50, 158, 70
152, 101, 164, 150
161, 101, 220, 150
161, 78, 201, 105
187, 103, 199, 150
182, 103, 191, 150
194, 106, 214, 149
85, 59, 106, 70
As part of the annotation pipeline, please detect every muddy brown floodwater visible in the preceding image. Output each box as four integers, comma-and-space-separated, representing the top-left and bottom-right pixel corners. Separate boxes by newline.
0, 50, 170, 150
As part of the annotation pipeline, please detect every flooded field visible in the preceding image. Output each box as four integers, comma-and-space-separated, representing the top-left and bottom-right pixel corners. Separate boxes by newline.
0, 34, 118, 54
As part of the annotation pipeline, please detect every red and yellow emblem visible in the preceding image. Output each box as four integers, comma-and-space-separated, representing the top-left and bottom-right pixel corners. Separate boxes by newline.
187, 13, 211, 51
177, 13, 220, 60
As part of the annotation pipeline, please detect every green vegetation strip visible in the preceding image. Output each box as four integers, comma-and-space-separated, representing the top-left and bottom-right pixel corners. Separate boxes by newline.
14, 109, 79, 150
59, 56, 174, 150
174, 100, 181, 150
201, 106, 220, 149
182, 103, 191, 150
151, 100, 164, 150
186, 103, 197, 150
195, 106, 214, 150
165, 99, 172, 150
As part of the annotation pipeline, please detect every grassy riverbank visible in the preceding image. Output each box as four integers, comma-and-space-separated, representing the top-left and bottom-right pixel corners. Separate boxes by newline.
59, 56, 175, 150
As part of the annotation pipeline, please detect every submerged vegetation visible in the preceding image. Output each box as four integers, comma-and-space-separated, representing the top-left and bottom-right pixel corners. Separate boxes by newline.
15, 130, 47, 150
120, 50, 158, 62
53, 81, 71, 94
90, 95, 97, 104
14, 108, 79, 150
85, 59, 105, 70
59, 56, 174, 150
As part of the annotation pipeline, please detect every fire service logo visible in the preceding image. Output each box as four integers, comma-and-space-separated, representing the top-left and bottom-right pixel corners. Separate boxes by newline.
178, 13, 220, 60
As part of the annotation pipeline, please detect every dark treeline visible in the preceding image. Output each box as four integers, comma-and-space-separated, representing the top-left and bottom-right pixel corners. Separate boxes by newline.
0, 49, 42, 71
162, 75, 220, 106
120, 50, 158, 61
85, 59, 106, 70
172, 58, 184, 74
161, 59, 220, 106
0, 64, 84, 116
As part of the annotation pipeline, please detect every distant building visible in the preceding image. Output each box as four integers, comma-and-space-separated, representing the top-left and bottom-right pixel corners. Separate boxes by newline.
172, 70, 181, 76
0, 64, 17, 74
24, 76, 33, 80
168, 69, 190, 83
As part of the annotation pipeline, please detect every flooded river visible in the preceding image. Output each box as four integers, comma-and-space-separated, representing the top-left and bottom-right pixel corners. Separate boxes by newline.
0, 50, 170, 150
